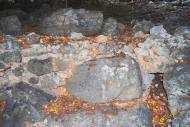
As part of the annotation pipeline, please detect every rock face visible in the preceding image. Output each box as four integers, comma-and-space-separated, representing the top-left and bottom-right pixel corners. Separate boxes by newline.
164, 64, 190, 115
65, 55, 142, 103
40, 8, 103, 35
0, 15, 22, 35
102, 17, 124, 36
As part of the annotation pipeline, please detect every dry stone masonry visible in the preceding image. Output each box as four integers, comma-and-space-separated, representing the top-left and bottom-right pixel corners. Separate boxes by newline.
0, 5, 190, 127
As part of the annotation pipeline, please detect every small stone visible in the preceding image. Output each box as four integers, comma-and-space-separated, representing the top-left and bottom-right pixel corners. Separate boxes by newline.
29, 77, 39, 84
96, 35, 110, 43
0, 62, 5, 69
2, 37, 20, 50
26, 32, 40, 44
60, 44, 76, 55
70, 32, 84, 40
39, 73, 61, 96
98, 41, 120, 55
133, 20, 153, 33
12, 67, 24, 76
27, 58, 53, 76
164, 64, 190, 115
102, 17, 124, 36
150, 25, 171, 38
21, 44, 48, 57
0, 50, 22, 63
175, 26, 190, 39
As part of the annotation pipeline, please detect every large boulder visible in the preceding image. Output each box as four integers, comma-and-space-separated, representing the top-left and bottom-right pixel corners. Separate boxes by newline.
0, 15, 22, 35
40, 8, 103, 35
65, 55, 142, 103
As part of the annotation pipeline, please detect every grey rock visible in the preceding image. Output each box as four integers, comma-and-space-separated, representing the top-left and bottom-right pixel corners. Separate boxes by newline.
36, 104, 152, 127
12, 67, 24, 77
0, 8, 27, 21
175, 26, 190, 39
27, 58, 53, 76
0, 50, 22, 63
98, 41, 121, 55
150, 25, 171, 38
39, 73, 61, 96
65, 56, 142, 103
0, 15, 22, 35
26, 32, 40, 44
164, 64, 190, 115
40, 8, 103, 35
2, 82, 55, 127
172, 110, 190, 127
1, 37, 20, 50
132, 20, 153, 33
0, 61, 5, 69
70, 32, 84, 40
52, 57, 69, 72
21, 44, 48, 57
102, 17, 125, 36
29, 77, 39, 85
60, 44, 76, 55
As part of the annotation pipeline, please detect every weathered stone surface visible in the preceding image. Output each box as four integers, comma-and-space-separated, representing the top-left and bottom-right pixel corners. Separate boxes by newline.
29, 77, 39, 85
39, 73, 61, 96
175, 26, 190, 39
164, 64, 190, 115
12, 67, 24, 77
1, 82, 55, 127
26, 32, 40, 44
65, 56, 142, 103
172, 110, 190, 127
0, 61, 5, 70
21, 44, 49, 57
27, 58, 53, 76
0, 8, 27, 21
33, 104, 152, 127
40, 8, 103, 35
132, 20, 153, 33
70, 32, 84, 40
0, 15, 22, 35
0, 50, 22, 63
1, 37, 20, 50
150, 25, 171, 38
102, 17, 124, 36
98, 41, 121, 55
